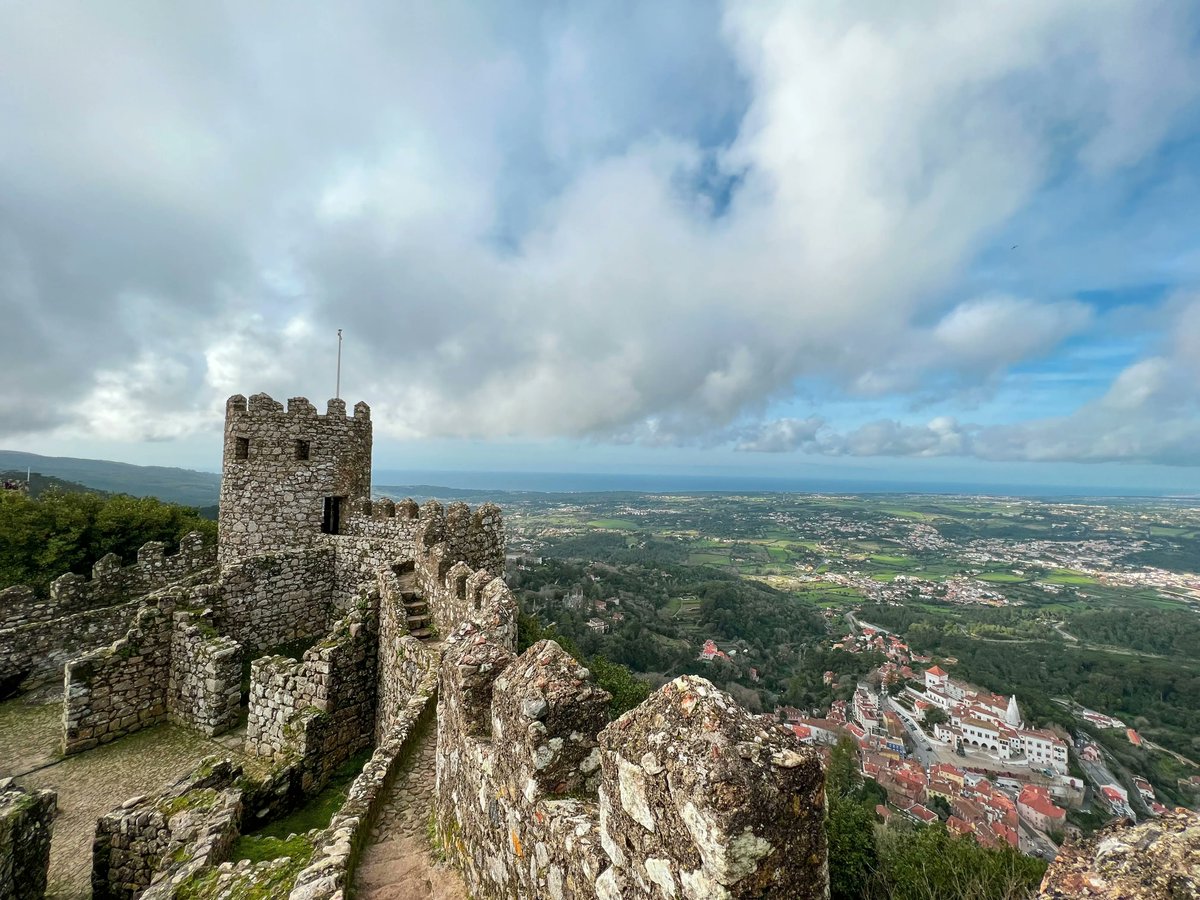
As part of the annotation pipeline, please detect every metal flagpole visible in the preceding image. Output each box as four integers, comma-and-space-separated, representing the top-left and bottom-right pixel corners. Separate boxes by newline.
336, 329, 343, 399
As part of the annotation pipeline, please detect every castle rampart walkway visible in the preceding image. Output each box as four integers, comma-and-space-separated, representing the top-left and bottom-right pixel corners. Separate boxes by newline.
354, 719, 466, 900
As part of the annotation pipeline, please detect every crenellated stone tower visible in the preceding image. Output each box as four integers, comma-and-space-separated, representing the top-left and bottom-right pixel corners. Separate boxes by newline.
218, 393, 373, 565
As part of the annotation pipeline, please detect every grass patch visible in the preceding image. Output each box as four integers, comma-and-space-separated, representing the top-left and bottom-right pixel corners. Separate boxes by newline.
1045, 569, 1099, 586
239, 748, 371, 846
231, 831, 314, 866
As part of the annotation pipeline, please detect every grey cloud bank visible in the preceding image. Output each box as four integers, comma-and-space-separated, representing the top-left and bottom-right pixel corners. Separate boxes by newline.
2, 1, 1199, 468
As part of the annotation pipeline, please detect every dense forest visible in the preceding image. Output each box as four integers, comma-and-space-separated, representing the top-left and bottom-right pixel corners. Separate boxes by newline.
0, 488, 217, 594
508, 550, 830, 709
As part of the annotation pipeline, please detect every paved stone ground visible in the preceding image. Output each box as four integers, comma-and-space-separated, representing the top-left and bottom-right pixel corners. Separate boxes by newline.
1, 696, 262, 900
355, 727, 466, 900
0, 693, 62, 775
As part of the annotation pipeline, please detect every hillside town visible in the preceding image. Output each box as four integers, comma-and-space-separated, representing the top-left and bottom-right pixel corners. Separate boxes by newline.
774, 618, 1169, 861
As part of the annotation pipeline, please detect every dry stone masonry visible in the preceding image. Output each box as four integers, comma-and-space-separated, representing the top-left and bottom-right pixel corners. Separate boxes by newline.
2, 390, 845, 899
433, 553, 829, 900
0, 533, 214, 697
168, 609, 242, 737
0, 781, 56, 900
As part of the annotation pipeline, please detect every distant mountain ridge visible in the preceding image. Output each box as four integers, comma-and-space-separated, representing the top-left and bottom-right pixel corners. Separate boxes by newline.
0, 450, 220, 507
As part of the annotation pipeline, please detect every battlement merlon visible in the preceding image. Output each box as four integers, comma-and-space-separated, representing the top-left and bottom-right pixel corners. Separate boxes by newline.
224, 393, 371, 422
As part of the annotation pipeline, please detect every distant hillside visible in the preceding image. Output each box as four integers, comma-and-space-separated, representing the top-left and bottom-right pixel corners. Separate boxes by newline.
0, 469, 101, 498
0, 450, 220, 507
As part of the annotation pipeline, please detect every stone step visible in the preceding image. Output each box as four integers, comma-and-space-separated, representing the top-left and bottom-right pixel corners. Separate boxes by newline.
409, 628, 434, 642
405, 614, 430, 628
403, 600, 427, 611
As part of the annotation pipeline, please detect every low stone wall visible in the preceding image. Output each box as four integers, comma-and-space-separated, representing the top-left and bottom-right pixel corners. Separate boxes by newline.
63, 595, 176, 755
0, 598, 142, 697
214, 548, 335, 653
168, 610, 242, 736
289, 674, 438, 900
245, 598, 378, 793
374, 566, 437, 740
0, 535, 216, 699
0, 780, 57, 900
0, 533, 213, 629
93, 759, 243, 900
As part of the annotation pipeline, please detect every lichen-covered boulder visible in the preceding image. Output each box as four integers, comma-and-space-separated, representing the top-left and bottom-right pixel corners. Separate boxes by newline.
1039, 807, 1199, 898
596, 675, 826, 900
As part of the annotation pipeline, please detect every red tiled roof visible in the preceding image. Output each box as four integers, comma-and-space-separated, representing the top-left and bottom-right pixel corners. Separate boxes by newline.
927, 665, 948, 676
1018, 785, 1065, 821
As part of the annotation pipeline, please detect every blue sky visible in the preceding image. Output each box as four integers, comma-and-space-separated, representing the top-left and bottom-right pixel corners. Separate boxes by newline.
3, 2, 1200, 493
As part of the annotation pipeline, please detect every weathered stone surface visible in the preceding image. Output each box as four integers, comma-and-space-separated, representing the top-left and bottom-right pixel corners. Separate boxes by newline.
168, 609, 242, 736
597, 675, 827, 900
1038, 807, 1200, 899
218, 394, 373, 567
0, 782, 56, 900
244, 596, 379, 794
94, 759, 243, 900
62, 594, 177, 755
0, 533, 214, 696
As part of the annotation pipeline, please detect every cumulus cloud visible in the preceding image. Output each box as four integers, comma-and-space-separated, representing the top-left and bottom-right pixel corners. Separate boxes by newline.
1, 1, 1198, 466
739, 296, 1200, 465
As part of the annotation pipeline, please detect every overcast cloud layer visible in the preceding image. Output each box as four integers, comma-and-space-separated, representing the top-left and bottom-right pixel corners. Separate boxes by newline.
3, 1, 1200, 468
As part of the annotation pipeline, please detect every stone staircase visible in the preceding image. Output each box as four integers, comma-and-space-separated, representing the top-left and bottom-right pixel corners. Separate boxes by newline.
397, 571, 435, 643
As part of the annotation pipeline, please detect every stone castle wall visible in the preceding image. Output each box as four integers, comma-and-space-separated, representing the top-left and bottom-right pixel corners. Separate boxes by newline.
219, 394, 372, 566
245, 597, 379, 793
93, 759, 243, 900
62, 593, 243, 754
432, 561, 828, 900
62, 595, 177, 755
0, 533, 214, 697
0, 532, 213, 628
374, 565, 438, 740
213, 548, 335, 653
0, 782, 57, 900
0, 599, 142, 698
168, 609, 242, 737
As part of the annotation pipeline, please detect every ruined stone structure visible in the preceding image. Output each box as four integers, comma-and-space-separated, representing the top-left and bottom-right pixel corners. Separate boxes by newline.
3, 392, 833, 899
0, 534, 214, 696
0, 782, 56, 900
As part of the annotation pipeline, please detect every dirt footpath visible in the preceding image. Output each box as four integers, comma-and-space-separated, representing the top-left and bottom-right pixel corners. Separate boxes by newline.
354, 728, 466, 900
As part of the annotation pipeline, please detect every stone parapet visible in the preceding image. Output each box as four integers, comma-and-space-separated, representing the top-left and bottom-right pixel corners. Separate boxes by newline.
1038, 807, 1199, 898
245, 596, 379, 793
62, 593, 177, 755
596, 676, 827, 900
436, 626, 829, 899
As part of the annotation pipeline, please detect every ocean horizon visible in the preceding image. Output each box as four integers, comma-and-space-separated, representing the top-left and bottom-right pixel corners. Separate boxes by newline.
372, 469, 1194, 500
